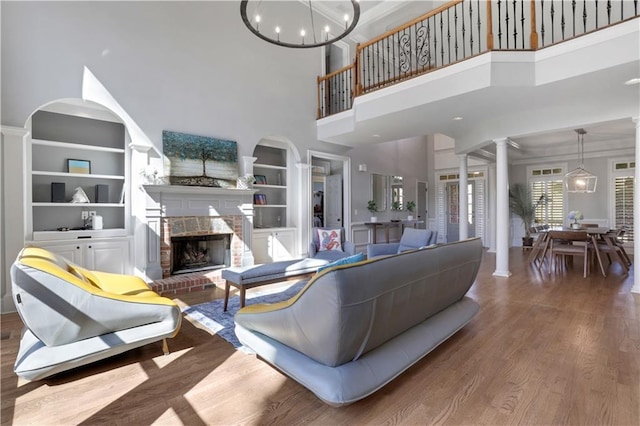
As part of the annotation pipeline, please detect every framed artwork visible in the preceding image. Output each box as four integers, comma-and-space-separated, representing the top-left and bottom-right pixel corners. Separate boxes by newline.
67, 159, 91, 174
254, 194, 267, 205
254, 175, 267, 185
162, 130, 238, 187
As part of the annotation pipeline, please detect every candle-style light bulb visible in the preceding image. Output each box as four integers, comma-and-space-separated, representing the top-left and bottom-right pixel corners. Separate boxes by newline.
301, 29, 305, 44
324, 25, 330, 41
344, 13, 349, 29
275, 26, 280, 42
255, 15, 261, 32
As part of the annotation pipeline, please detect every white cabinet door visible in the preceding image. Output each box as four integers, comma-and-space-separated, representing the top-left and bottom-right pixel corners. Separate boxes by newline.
272, 230, 295, 261
32, 239, 130, 274
40, 242, 84, 265
252, 231, 272, 264
84, 240, 130, 274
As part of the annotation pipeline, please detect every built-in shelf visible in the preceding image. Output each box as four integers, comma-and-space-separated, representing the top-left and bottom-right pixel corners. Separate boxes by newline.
32, 170, 125, 180
254, 163, 287, 170
32, 202, 125, 207
253, 204, 287, 208
32, 138, 125, 153
253, 184, 286, 189
32, 228, 128, 241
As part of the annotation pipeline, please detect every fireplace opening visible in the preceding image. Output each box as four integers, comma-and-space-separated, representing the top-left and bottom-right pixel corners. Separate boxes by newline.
171, 234, 231, 275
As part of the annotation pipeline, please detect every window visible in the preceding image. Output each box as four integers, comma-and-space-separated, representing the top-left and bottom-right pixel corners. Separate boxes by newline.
612, 161, 634, 243
529, 165, 566, 227
531, 180, 564, 227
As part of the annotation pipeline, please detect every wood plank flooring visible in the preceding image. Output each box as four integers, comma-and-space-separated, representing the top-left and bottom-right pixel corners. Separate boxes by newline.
2, 249, 638, 425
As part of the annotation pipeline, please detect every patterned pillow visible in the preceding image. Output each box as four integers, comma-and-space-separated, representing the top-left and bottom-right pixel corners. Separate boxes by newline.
317, 228, 343, 252
316, 252, 365, 273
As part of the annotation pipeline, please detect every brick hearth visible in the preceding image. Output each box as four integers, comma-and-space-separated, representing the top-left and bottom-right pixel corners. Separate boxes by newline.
150, 214, 244, 295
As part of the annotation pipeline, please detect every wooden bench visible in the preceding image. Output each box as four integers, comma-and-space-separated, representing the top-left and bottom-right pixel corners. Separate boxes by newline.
221, 258, 328, 311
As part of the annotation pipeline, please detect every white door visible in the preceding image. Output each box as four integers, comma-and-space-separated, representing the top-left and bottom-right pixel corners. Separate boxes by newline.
40, 243, 84, 265
325, 174, 343, 228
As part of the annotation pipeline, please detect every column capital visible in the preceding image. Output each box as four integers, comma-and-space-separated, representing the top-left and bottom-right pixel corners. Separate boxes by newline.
632, 116, 640, 126
493, 137, 509, 147
457, 153, 468, 160
0, 126, 30, 138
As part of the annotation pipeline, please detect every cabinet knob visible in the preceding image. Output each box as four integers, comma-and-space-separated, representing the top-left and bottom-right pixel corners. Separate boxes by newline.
76, 246, 80, 250
88, 245, 92, 249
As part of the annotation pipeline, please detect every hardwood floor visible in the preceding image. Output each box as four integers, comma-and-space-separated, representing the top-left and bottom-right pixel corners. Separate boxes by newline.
2, 249, 638, 425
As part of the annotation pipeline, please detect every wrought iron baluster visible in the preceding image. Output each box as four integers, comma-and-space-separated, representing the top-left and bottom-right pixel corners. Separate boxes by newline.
513, 0, 518, 49
447, 9, 452, 63
595, 0, 599, 28
497, 0, 503, 49
433, 15, 439, 67
385, 37, 392, 81
366, 46, 371, 92
505, 0, 510, 49
541, 0, 546, 47
469, 0, 474, 54
621, 0, 624, 20
572, 0, 577, 37
520, 0, 525, 49
331, 76, 337, 114
560, 0, 566, 40
461, 2, 466, 58
348, 67, 352, 109
440, 12, 445, 65
551, 1, 555, 43
477, 0, 481, 52
635, 0, 638, 16
392, 33, 397, 82
583, 0, 587, 33
376, 41, 380, 87
453, 5, 459, 61
607, 0, 612, 25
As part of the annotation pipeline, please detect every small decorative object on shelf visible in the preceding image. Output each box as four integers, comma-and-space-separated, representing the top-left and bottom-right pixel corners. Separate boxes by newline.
140, 165, 162, 185
405, 200, 416, 221
237, 174, 256, 189
254, 174, 267, 185
70, 187, 90, 203
254, 194, 267, 205
568, 210, 583, 229
67, 159, 91, 174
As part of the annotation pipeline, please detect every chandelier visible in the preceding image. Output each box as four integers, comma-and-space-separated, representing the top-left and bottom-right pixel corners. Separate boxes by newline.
240, 0, 361, 49
564, 128, 597, 193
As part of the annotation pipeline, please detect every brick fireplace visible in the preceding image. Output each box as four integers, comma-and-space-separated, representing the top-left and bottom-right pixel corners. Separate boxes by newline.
143, 185, 255, 295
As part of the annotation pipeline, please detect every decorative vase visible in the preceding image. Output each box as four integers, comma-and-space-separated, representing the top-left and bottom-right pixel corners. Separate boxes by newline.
571, 222, 581, 229
370, 216, 378, 223
407, 215, 414, 221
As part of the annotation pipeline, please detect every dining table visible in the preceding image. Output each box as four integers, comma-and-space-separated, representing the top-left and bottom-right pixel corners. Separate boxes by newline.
531, 226, 617, 277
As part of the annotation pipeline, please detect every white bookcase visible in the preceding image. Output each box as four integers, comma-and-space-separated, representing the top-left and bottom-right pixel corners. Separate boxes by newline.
25, 107, 132, 273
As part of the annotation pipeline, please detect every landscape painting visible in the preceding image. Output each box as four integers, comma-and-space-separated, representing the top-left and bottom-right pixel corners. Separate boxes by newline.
163, 130, 238, 187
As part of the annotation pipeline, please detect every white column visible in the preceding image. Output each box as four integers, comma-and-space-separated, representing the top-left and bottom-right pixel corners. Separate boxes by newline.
458, 154, 469, 240
493, 138, 511, 277
487, 163, 497, 253
633, 117, 640, 294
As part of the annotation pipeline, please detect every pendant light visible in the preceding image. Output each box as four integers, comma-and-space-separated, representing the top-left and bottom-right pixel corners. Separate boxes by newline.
564, 128, 597, 193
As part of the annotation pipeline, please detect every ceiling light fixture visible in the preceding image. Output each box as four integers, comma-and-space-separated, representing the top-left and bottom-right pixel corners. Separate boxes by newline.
564, 128, 597, 193
624, 78, 640, 85
240, 0, 360, 49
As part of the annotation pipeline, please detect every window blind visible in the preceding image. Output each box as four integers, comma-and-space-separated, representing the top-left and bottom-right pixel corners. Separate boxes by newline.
614, 176, 634, 243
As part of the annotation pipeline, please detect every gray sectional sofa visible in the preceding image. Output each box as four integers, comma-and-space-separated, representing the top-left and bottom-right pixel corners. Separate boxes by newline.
234, 237, 483, 406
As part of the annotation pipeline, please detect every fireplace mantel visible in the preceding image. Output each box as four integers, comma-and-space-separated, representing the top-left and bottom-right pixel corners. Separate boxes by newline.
143, 184, 257, 196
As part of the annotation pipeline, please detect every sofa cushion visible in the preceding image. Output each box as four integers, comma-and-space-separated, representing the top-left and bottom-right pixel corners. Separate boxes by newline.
317, 228, 343, 252
397, 228, 432, 253
317, 252, 364, 273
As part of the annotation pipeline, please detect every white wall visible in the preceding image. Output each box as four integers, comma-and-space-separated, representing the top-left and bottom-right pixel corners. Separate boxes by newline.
1, 1, 321, 159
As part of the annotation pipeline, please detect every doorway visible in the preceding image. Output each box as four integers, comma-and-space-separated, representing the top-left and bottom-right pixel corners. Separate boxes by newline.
417, 181, 428, 229
446, 181, 476, 242
308, 151, 351, 238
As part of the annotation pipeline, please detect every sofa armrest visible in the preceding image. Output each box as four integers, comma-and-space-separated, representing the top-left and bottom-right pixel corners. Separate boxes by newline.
343, 241, 356, 256
309, 243, 317, 257
367, 243, 400, 259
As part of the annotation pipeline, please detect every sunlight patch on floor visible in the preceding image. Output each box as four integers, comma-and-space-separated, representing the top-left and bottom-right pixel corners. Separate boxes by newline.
152, 347, 193, 369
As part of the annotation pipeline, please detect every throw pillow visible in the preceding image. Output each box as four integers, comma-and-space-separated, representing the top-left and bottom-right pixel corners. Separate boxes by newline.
317, 228, 343, 252
317, 252, 365, 273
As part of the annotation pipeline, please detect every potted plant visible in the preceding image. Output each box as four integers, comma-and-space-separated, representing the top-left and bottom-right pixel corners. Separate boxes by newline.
405, 201, 416, 220
367, 200, 378, 222
509, 183, 547, 247
391, 201, 403, 221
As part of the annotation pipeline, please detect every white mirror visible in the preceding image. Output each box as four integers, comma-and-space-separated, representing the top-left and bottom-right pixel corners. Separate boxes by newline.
372, 174, 388, 211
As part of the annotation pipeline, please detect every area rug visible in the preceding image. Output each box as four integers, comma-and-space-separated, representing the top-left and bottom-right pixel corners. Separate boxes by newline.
182, 280, 306, 351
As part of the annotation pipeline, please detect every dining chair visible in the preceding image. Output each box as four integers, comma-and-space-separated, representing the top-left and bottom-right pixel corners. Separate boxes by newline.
596, 232, 630, 273
541, 230, 592, 278
614, 226, 632, 266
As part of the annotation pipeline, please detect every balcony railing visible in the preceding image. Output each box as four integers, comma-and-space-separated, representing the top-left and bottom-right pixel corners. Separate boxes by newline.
317, 0, 639, 119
